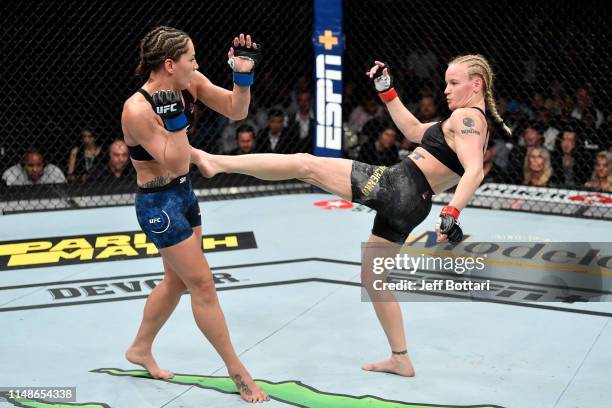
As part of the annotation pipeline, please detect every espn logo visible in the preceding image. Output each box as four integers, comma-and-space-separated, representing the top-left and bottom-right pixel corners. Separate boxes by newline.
156, 103, 178, 114
315, 54, 342, 150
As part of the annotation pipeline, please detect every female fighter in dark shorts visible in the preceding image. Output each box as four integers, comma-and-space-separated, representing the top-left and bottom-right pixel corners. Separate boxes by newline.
194, 54, 512, 378
121, 26, 268, 403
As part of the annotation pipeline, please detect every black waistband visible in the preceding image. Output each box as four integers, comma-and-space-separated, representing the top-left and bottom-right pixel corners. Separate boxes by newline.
405, 158, 434, 199
137, 174, 189, 194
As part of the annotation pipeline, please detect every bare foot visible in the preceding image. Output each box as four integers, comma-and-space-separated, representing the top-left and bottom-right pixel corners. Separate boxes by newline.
125, 346, 173, 380
229, 366, 269, 403
361, 354, 416, 377
195, 151, 222, 178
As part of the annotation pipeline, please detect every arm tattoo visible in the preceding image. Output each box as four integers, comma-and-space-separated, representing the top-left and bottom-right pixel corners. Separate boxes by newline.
460, 116, 480, 134
232, 374, 253, 396
461, 128, 481, 135
411, 151, 425, 160
140, 174, 173, 188
463, 117, 475, 127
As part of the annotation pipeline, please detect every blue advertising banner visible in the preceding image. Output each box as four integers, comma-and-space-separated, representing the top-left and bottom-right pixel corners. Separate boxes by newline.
313, 0, 343, 157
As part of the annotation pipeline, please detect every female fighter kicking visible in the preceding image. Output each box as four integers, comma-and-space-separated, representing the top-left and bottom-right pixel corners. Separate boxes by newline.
193, 54, 511, 378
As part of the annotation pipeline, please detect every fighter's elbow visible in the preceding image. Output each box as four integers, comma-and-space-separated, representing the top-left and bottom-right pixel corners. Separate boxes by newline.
477, 170, 484, 184
464, 167, 484, 184
231, 111, 249, 121
402, 125, 424, 144
161, 142, 191, 174
227, 106, 248, 121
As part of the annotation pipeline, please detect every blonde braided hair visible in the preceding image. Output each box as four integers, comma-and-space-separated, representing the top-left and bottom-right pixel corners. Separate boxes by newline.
450, 54, 512, 136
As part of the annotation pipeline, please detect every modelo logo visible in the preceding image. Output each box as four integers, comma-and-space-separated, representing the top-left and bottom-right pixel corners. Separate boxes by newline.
156, 104, 177, 114
315, 54, 342, 150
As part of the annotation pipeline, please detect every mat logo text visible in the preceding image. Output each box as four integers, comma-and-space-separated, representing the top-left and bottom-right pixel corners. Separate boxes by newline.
0, 231, 257, 270
49, 273, 239, 301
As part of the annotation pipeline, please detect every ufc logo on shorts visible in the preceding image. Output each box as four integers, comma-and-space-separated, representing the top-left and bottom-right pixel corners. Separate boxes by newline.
156, 104, 178, 114
149, 217, 162, 224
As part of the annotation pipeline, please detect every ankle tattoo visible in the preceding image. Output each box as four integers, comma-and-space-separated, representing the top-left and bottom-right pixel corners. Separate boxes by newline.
232, 374, 253, 396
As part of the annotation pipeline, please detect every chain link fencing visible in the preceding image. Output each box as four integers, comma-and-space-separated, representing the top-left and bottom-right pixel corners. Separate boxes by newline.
1, 1, 314, 212
1, 1, 610, 218
344, 0, 611, 219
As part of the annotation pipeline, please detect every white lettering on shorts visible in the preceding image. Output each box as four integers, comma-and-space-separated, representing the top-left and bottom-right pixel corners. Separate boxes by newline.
151, 210, 171, 234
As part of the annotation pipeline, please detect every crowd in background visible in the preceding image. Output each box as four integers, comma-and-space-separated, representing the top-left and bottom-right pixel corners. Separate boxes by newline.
2, 59, 610, 193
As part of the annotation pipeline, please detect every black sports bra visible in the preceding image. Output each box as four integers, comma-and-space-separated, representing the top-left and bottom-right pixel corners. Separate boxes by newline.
419, 107, 488, 176
127, 88, 195, 161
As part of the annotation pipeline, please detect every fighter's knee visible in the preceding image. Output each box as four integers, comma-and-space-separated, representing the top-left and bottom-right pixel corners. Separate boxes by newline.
164, 276, 187, 293
294, 153, 316, 180
360, 270, 374, 286
189, 277, 217, 303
